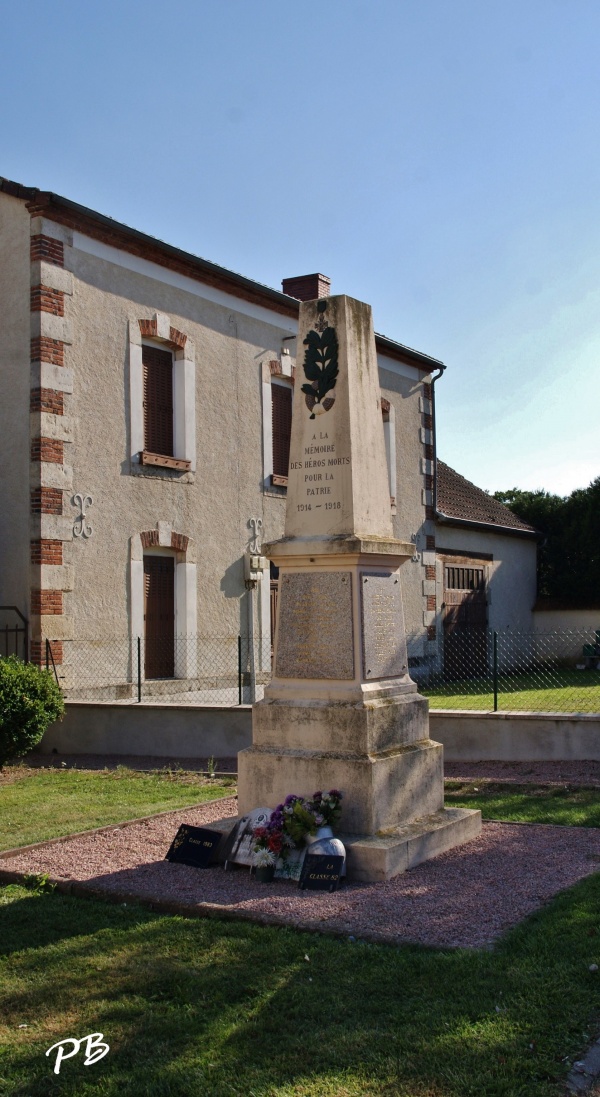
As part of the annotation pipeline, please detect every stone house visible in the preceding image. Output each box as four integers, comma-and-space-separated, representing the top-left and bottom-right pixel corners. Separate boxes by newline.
0, 176, 537, 699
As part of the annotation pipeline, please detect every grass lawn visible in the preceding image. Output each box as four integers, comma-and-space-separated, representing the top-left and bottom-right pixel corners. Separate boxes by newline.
423, 669, 600, 713
2, 773, 600, 1093
445, 782, 600, 827
0, 766, 235, 851
1, 875, 600, 1097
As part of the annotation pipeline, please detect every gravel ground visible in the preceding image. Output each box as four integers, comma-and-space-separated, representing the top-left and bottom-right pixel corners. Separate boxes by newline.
22, 754, 600, 786
3, 796, 600, 950
444, 760, 600, 786
22, 752, 238, 773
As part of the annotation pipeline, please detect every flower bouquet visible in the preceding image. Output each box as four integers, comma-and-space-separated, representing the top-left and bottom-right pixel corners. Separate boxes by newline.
308, 789, 343, 831
252, 790, 343, 882
251, 810, 293, 881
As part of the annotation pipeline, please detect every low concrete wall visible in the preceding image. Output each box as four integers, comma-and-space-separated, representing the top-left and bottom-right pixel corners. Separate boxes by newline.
40, 702, 253, 759
533, 609, 600, 632
40, 703, 600, 764
430, 710, 600, 762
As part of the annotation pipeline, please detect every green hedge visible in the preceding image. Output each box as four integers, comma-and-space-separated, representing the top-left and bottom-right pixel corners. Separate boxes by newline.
0, 656, 64, 767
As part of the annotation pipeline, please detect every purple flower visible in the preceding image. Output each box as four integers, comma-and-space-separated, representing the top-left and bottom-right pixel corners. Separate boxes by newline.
312, 791, 322, 800
329, 789, 342, 799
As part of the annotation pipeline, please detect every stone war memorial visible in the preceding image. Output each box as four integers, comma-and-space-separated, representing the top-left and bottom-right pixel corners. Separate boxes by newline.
238, 294, 481, 881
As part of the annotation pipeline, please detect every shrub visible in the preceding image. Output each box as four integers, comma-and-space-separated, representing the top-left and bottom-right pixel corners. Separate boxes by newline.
0, 656, 64, 768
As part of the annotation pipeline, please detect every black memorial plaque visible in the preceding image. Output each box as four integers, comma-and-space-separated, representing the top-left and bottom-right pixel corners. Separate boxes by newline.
165, 824, 222, 868
299, 853, 344, 892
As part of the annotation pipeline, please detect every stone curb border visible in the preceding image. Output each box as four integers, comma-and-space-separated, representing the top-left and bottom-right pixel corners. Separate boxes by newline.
566, 1037, 600, 1094
445, 777, 600, 789
0, 862, 374, 946
0, 792, 237, 862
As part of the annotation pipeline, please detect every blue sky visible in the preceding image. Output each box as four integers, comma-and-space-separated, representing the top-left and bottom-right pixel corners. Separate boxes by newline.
2, 0, 599, 496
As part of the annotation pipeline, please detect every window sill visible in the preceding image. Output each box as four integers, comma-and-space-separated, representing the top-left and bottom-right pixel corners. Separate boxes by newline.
141, 451, 191, 471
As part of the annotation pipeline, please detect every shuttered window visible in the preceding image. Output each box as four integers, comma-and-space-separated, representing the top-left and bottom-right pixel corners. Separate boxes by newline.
444, 566, 485, 591
143, 345, 173, 456
272, 383, 292, 479
144, 555, 175, 678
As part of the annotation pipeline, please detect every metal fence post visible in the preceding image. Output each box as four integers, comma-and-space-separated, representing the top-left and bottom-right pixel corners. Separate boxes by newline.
137, 637, 142, 703
45, 637, 49, 673
493, 630, 498, 712
238, 635, 242, 705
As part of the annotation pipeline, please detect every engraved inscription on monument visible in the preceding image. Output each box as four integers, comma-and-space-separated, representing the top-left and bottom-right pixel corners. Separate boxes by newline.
276, 572, 354, 680
361, 573, 408, 680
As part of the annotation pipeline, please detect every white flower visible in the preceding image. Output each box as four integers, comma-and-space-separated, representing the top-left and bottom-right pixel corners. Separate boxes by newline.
253, 849, 276, 868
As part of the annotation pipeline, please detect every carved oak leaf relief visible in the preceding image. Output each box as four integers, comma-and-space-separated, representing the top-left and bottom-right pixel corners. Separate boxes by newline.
301, 326, 339, 419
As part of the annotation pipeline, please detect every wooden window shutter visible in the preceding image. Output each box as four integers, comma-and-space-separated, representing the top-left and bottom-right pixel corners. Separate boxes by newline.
143, 345, 174, 456
143, 555, 175, 678
272, 383, 292, 478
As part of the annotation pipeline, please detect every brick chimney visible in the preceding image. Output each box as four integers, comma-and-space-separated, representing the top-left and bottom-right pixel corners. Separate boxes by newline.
281, 273, 331, 301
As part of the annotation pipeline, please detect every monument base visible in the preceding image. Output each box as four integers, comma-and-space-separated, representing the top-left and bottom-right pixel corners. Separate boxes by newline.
208, 807, 481, 883
236, 694, 482, 880
342, 807, 482, 882
237, 740, 446, 835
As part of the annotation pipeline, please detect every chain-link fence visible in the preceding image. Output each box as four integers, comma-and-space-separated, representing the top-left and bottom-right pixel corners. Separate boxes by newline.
46, 636, 272, 705
409, 627, 600, 713
40, 627, 600, 713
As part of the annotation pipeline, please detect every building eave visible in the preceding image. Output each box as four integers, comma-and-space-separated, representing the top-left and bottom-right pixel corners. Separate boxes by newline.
1, 176, 439, 369
435, 510, 539, 539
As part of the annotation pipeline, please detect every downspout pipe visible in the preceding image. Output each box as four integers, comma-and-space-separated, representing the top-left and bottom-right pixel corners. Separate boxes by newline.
429, 364, 446, 517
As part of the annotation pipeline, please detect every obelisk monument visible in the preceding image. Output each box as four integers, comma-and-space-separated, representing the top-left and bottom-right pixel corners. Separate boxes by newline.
238, 294, 480, 881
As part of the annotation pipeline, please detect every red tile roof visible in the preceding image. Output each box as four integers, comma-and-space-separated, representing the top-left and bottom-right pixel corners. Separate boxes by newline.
437, 462, 537, 534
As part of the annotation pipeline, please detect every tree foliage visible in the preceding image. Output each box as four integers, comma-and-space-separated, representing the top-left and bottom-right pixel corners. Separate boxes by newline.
0, 656, 64, 767
494, 477, 600, 604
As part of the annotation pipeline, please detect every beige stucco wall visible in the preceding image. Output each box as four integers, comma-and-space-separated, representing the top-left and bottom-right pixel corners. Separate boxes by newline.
48, 235, 431, 662
0, 198, 534, 689
0, 194, 31, 616
65, 237, 293, 642
533, 609, 600, 633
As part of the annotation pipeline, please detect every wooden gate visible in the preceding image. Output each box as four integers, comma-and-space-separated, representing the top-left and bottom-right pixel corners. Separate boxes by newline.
442, 563, 488, 680
144, 556, 175, 678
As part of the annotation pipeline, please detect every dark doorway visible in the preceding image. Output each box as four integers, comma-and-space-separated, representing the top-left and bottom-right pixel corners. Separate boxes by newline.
442, 564, 488, 680
144, 555, 175, 678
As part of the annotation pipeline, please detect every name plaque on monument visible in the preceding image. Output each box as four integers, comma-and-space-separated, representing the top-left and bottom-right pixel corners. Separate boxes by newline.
276, 572, 354, 679
361, 572, 408, 680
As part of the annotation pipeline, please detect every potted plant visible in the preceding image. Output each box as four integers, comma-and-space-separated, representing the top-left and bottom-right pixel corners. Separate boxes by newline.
251, 817, 289, 882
